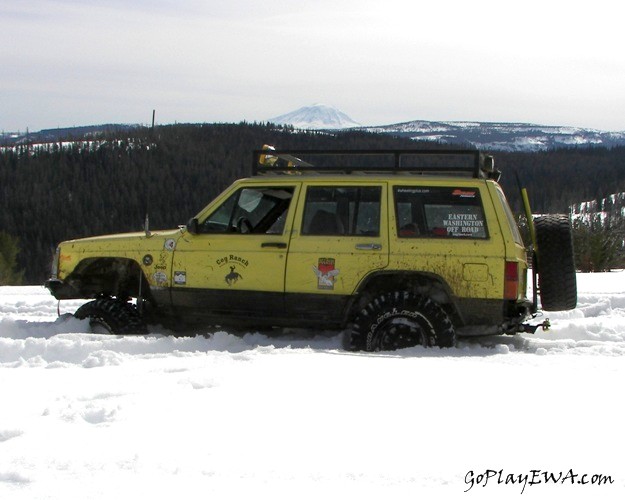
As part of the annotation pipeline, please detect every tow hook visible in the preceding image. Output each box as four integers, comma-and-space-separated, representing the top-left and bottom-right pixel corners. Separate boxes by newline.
520, 318, 551, 334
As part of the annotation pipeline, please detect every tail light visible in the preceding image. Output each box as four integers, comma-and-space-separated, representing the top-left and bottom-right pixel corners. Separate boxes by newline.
504, 261, 519, 300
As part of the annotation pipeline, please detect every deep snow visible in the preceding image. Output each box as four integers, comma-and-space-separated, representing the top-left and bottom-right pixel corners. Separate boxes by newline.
1, 273, 624, 499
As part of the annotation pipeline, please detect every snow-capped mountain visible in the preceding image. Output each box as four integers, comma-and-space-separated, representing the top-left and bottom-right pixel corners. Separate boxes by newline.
269, 104, 361, 130
365, 120, 625, 152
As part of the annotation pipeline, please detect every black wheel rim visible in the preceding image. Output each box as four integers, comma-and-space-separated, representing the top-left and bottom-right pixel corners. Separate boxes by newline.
375, 316, 428, 350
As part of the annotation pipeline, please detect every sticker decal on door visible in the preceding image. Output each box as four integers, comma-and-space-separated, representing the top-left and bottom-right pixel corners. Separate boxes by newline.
313, 258, 340, 290
215, 255, 248, 286
225, 266, 243, 286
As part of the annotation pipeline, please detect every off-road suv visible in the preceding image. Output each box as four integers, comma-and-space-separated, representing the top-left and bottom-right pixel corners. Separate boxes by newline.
45, 149, 577, 351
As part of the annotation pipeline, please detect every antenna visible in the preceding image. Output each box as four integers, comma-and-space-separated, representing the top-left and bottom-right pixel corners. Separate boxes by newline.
143, 110, 155, 237
144, 213, 151, 237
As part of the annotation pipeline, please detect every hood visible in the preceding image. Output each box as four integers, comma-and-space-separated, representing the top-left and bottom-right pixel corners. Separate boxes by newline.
58, 228, 184, 254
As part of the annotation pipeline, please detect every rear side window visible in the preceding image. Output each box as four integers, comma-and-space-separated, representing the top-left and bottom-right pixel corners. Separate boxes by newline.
302, 186, 381, 236
394, 186, 488, 239
496, 187, 524, 245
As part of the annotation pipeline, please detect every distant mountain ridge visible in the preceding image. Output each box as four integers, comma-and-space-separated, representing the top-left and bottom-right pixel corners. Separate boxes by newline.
268, 104, 625, 152
1, 124, 138, 146
365, 120, 625, 152
4, 105, 625, 152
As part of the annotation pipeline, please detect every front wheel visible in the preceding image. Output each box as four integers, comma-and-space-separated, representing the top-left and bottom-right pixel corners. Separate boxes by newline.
344, 292, 456, 352
74, 298, 148, 335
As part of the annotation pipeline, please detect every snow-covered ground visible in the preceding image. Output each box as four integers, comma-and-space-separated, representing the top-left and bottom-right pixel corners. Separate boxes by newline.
1, 273, 624, 499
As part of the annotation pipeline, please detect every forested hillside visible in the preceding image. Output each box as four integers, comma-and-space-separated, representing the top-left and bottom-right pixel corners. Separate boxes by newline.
496, 148, 625, 213
0, 123, 426, 283
1, 122, 624, 283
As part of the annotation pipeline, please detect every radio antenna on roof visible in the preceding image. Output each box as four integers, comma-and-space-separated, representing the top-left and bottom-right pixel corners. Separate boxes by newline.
143, 109, 155, 237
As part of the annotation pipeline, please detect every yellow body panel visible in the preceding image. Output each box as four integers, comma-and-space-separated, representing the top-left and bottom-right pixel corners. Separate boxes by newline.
53, 174, 527, 303
56, 229, 181, 289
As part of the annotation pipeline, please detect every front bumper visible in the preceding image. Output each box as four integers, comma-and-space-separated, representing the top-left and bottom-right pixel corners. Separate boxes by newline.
44, 278, 82, 300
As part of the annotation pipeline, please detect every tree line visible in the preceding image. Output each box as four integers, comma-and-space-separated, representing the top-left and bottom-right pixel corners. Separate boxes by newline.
1, 122, 624, 283
496, 148, 625, 214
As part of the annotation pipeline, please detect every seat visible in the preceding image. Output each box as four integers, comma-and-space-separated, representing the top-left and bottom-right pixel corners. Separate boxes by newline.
308, 209, 344, 235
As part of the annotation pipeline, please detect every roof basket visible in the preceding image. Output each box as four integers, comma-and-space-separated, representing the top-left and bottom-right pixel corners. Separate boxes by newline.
252, 146, 501, 180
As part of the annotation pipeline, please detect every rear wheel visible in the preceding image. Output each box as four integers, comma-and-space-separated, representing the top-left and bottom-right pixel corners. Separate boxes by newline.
534, 214, 577, 311
75, 298, 148, 335
344, 291, 456, 352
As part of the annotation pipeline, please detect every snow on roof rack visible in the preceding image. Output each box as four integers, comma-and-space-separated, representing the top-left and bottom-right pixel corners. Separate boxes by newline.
252, 148, 500, 180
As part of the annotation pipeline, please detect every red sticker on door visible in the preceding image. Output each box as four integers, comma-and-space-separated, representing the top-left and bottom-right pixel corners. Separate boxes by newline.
313, 258, 340, 290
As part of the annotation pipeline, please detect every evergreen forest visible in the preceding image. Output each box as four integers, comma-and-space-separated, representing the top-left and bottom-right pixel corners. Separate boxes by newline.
1, 122, 624, 283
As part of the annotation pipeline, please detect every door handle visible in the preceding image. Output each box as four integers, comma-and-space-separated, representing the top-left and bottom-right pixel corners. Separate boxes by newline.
355, 243, 382, 251
261, 242, 287, 249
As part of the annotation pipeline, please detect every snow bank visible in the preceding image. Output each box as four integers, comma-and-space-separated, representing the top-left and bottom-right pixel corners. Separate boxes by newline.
2, 273, 624, 367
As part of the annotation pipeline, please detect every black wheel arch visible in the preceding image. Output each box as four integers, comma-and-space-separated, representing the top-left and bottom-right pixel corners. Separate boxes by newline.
53, 257, 153, 302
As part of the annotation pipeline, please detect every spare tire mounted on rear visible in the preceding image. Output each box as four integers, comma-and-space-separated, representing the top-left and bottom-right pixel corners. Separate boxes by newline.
534, 214, 577, 311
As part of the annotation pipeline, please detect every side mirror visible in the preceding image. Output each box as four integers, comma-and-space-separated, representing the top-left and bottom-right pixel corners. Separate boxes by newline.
186, 217, 199, 234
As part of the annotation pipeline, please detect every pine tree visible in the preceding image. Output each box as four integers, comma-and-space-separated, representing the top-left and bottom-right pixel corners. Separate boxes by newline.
0, 232, 24, 285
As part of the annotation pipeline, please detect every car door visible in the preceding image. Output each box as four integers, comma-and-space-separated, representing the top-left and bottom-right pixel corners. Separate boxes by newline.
284, 182, 389, 323
170, 183, 300, 320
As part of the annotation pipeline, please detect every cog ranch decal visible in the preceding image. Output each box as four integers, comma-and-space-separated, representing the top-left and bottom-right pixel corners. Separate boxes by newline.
313, 258, 340, 290
216, 255, 249, 268
216, 255, 249, 287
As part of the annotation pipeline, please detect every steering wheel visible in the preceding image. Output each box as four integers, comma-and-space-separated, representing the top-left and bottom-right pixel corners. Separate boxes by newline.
236, 217, 253, 234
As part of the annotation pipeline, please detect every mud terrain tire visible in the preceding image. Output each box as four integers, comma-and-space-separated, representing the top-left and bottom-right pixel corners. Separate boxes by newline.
344, 292, 456, 351
75, 298, 148, 335
534, 214, 577, 311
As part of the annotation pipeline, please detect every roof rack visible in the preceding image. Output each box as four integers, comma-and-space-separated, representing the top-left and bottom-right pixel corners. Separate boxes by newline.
252, 148, 501, 180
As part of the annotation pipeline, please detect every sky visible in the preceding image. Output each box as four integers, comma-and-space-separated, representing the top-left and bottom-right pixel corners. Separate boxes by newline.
2, 0, 625, 132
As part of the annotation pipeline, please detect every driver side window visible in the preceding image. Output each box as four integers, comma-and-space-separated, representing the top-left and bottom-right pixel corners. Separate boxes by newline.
200, 187, 294, 234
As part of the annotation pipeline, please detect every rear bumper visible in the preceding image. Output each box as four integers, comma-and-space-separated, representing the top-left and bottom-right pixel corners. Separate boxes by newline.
454, 297, 533, 336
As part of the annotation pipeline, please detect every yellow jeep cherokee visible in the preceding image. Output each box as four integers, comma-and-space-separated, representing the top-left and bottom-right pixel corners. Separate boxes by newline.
45, 149, 577, 351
